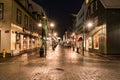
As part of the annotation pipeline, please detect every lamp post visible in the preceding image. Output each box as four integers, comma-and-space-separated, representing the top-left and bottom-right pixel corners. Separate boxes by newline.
82, 21, 93, 55
39, 15, 47, 57
50, 23, 54, 35
50, 22, 55, 50
65, 31, 67, 41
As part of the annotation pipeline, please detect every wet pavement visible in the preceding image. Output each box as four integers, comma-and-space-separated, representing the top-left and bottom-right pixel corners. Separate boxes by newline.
0, 45, 120, 80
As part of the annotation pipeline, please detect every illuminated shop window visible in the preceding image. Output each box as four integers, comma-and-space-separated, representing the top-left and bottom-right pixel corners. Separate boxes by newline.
94, 36, 99, 49
23, 37, 27, 49
88, 37, 92, 48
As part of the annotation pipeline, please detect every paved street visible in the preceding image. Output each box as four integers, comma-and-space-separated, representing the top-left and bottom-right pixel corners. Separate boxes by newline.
0, 45, 120, 80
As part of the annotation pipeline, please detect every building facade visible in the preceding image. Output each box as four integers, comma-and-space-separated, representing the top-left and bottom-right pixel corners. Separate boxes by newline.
0, 0, 47, 56
76, 0, 120, 55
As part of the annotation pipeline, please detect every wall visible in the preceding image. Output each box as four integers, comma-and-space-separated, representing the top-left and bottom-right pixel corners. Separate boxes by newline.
106, 9, 120, 54
0, 0, 13, 53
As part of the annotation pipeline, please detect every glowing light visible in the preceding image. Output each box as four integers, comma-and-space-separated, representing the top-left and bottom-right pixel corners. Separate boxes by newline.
50, 23, 55, 28
87, 22, 93, 28
54, 33, 57, 36
38, 23, 42, 27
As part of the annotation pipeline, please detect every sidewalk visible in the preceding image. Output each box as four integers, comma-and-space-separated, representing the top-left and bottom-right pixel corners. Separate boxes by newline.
73, 49, 120, 61
83, 51, 120, 60
97, 54, 120, 60
0, 54, 12, 62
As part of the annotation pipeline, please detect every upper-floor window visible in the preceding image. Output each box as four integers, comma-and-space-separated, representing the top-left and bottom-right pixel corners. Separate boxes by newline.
0, 3, 4, 19
88, 6, 91, 17
91, 2, 94, 14
25, 0, 29, 10
24, 15, 28, 28
17, 8, 22, 24
95, 0, 98, 10
29, 18, 32, 30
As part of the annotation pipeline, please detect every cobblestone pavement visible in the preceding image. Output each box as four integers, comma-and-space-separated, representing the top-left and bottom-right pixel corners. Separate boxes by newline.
0, 45, 120, 80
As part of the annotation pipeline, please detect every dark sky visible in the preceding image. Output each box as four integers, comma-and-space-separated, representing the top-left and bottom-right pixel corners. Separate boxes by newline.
33, 0, 84, 37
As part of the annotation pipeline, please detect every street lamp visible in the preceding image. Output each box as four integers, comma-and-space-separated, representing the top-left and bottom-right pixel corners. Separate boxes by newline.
50, 23, 55, 28
54, 32, 57, 36
39, 15, 47, 57
72, 32, 75, 51
50, 22, 55, 50
87, 21, 93, 28
82, 21, 93, 55
38, 23, 42, 27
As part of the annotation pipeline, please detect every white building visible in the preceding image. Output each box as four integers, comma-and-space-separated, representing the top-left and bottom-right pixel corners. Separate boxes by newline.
0, 0, 47, 56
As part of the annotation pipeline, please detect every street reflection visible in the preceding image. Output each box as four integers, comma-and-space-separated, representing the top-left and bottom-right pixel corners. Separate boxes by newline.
20, 53, 28, 64
64, 48, 81, 64
1, 45, 120, 80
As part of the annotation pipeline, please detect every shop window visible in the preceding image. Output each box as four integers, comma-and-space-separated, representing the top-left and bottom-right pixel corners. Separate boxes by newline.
15, 34, 21, 49
29, 39, 32, 48
16, 34, 20, 44
88, 37, 92, 48
94, 36, 99, 49
23, 36, 27, 49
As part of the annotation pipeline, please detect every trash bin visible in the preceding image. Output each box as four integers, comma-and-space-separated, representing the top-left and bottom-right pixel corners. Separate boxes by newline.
73, 47, 75, 51
77, 47, 79, 53
39, 47, 44, 57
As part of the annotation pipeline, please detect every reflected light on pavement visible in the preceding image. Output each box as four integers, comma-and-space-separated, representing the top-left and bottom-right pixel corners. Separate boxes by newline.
70, 52, 78, 59
21, 53, 28, 64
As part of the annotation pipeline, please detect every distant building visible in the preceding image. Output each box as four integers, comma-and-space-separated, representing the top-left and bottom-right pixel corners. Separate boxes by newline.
76, 0, 120, 54
0, 0, 47, 55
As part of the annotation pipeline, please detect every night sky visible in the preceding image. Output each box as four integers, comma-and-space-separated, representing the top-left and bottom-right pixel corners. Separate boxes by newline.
33, 0, 84, 37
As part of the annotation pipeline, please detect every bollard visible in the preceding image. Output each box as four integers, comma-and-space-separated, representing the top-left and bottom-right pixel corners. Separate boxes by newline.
2, 49, 6, 58
77, 47, 79, 53
73, 47, 75, 51
39, 47, 44, 57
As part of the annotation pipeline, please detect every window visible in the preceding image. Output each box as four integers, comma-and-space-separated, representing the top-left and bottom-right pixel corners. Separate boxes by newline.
94, 36, 99, 49
29, 18, 34, 30
91, 3, 94, 14
17, 9, 22, 24
24, 15, 28, 28
88, 37, 92, 48
95, 0, 98, 10
0, 3, 4, 19
88, 6, 91, 17
29, 18, 32, 29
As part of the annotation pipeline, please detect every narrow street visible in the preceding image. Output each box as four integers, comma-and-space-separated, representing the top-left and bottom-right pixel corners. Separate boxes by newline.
0, 45, 120, 80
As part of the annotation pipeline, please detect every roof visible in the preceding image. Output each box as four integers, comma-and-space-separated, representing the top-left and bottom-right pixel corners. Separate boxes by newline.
100, 0, 120, 8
